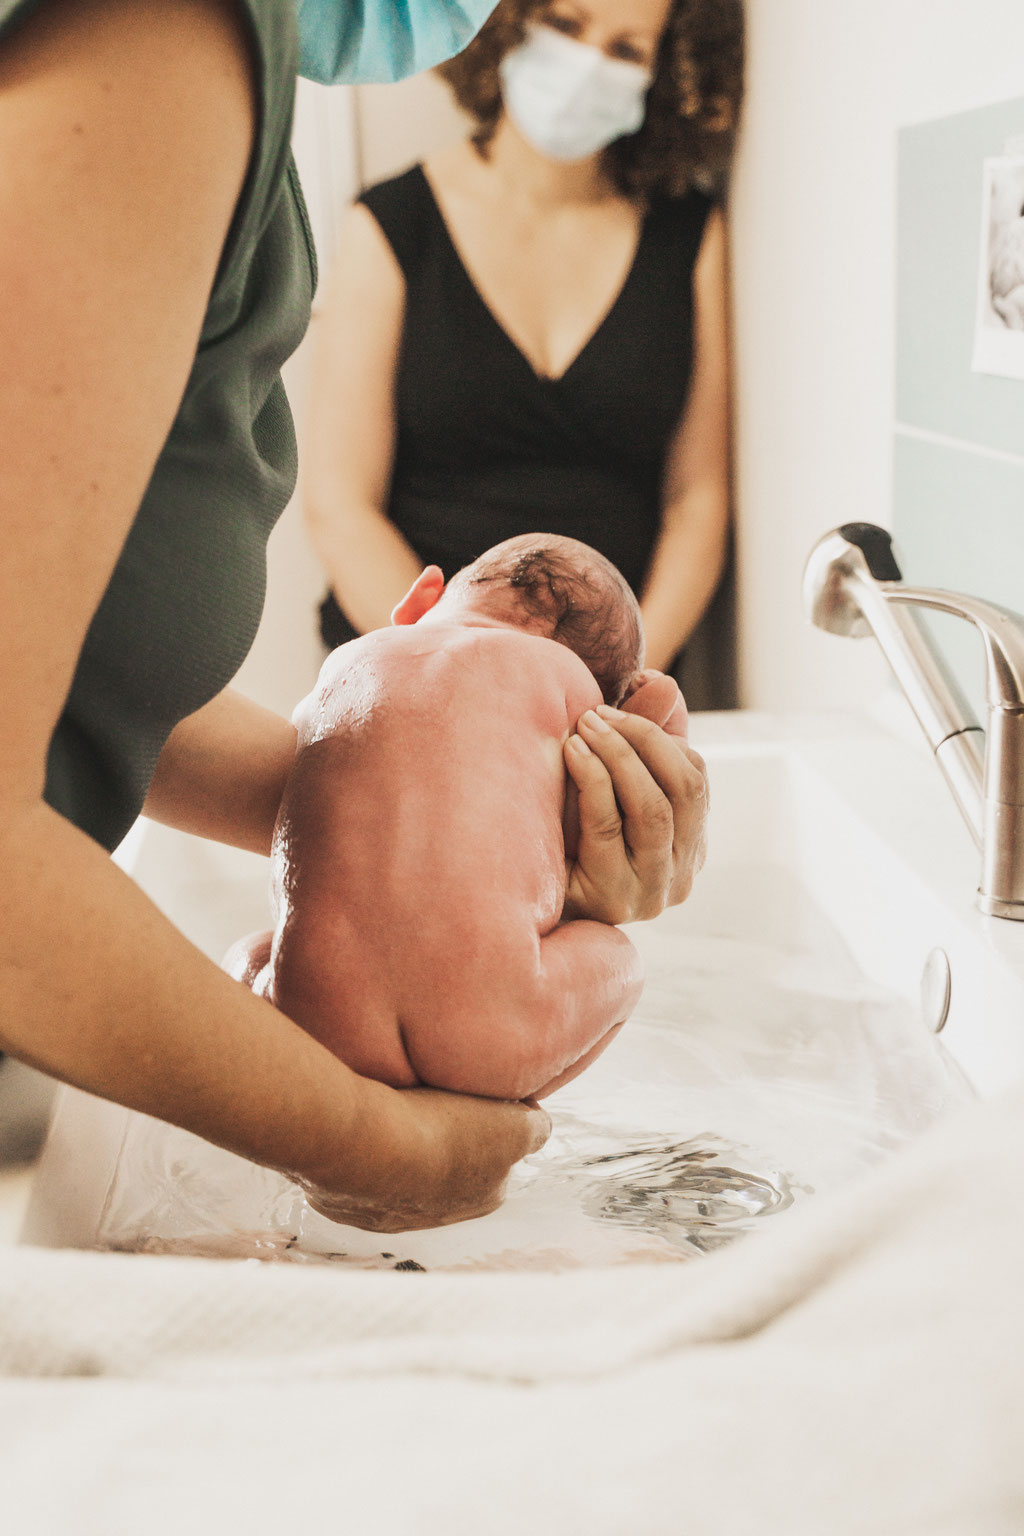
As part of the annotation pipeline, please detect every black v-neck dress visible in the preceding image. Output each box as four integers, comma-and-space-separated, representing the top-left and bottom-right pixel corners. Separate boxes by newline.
319, 162, 713, 650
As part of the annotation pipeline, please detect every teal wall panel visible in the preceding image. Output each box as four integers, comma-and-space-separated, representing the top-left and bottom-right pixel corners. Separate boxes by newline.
897, 96, 1024, 456
893, 432, 1024, 714
895, 95, 1024, 716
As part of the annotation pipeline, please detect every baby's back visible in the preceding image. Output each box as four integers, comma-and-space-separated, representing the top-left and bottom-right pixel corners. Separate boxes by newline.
268, 624, 602, 1087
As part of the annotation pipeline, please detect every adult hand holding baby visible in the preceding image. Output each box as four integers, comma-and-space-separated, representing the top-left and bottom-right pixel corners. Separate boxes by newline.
301, 1080, 551, 1233
563, 671, 708, 926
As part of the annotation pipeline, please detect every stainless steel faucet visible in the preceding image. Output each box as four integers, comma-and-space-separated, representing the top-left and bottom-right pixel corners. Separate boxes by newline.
803, 523, 1024, 921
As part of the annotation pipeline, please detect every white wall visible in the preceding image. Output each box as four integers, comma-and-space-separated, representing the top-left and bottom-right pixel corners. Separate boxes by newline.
731, 0, 1024, 711
233, 79, 363, 716
354, 72, 468, 187
234, 74, 465, 717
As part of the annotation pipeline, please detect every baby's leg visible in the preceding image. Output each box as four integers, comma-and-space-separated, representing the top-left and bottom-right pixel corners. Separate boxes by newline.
222, 929, 274, 1000
530, 920, 643, 1097
400, 921, 643, 1102
532, 1022, 626, 1098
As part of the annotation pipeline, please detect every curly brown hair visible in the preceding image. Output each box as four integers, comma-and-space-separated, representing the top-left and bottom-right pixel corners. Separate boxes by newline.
451, 533, 643, 704
437, 0, 744, 200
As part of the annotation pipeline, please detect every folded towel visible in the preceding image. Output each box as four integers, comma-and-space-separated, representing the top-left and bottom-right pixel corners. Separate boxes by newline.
1, 1077, 1023, 1533
0, 1075, 1019, 1529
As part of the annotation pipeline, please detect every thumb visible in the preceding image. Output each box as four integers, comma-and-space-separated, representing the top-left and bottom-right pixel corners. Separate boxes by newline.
516, 1099, 552, 1155
621, 670, 689, 739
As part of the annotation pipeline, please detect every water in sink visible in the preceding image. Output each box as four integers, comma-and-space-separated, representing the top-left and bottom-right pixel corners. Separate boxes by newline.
95, 861, 971, 1272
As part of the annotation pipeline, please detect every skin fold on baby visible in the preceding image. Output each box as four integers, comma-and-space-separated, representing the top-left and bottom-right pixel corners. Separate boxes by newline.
226, 534, 683, 1101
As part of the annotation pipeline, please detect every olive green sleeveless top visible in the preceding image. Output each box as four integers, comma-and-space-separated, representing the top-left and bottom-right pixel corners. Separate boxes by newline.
0, 0, 315, 850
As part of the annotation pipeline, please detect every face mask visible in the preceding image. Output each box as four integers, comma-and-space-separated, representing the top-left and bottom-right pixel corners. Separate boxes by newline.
498, 23, 652, 163
297, 0, 495, 85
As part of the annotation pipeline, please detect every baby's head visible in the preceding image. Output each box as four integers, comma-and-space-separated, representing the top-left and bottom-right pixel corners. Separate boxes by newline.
441, 535, 644, 705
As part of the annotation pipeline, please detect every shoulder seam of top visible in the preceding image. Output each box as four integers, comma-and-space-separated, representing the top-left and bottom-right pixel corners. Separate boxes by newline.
212, 0, 299, 294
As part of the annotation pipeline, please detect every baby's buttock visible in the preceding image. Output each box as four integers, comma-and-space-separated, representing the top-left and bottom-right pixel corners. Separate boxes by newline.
269, 910, 421, 1089
270, 874, 548, 1094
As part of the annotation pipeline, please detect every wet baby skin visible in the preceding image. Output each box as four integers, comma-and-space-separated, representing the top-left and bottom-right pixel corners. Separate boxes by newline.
227, 558, 652, 1101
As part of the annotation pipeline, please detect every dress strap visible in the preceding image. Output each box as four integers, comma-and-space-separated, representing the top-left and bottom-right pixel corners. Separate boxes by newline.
357, 163, 436, 283
644, 187, 716, 260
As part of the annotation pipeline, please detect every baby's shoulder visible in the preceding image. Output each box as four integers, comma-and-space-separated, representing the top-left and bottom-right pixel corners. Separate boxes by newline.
466, 630, 603, 719
291, 630, 410, 742
302, 626, 601, 734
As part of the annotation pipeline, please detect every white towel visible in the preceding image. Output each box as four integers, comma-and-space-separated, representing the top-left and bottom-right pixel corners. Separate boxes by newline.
2, 1077, 1024, 1533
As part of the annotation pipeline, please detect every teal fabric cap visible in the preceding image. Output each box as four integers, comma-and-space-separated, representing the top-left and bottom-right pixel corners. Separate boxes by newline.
296, 0, 497, 83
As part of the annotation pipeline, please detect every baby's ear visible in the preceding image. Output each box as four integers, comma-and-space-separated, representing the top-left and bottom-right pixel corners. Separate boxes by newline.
620, 670, 648, 703
391, 566, 446, 626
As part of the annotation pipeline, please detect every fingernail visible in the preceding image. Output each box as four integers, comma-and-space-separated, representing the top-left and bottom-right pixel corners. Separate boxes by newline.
582, 709, 611, 732
596, 706, 627, 721
568, 734, 592, 756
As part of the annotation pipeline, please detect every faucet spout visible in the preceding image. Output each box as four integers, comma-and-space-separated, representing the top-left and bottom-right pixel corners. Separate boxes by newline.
803, 523, 1024, 920
885, 586, 1024, 709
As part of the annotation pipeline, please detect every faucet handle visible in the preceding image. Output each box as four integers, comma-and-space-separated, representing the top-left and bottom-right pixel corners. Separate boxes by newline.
839, 522, 903, 582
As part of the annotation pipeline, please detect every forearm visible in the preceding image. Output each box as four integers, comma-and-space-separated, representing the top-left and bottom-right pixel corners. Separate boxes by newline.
0, 800, 400, 1193
142, 688, 297, 855
639, 487, 730, 673
306, 497, 422, 635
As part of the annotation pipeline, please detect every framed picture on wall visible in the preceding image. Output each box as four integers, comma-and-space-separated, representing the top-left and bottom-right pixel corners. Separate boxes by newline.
971, 154, 1024, 380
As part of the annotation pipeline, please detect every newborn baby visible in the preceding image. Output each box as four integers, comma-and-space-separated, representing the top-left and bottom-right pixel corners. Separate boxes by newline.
228, 534, 676, 1100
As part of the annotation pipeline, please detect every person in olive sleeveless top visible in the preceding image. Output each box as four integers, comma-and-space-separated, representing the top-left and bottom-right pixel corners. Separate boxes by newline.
306, 0, 743, 700
0, 0, 709, 1231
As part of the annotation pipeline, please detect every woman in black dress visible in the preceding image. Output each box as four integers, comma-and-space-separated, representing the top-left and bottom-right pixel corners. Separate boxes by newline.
306, 0, 743, 696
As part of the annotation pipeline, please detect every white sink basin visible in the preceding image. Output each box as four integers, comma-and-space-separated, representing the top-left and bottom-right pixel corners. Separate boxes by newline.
21, 710, 1024, 1264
